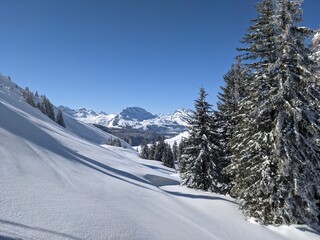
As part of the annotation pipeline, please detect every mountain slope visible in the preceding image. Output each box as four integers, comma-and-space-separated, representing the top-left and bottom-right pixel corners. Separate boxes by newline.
0, 75, 318, 240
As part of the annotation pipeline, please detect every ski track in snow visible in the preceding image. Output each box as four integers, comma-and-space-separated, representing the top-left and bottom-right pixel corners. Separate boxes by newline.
0, 75, 319, 239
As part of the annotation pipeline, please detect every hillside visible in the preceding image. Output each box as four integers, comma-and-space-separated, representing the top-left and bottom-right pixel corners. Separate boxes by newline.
0, 75, 319, 240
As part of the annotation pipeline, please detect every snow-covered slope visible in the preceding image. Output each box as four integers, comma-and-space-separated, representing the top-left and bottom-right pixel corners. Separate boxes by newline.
165, 131, 189, 146
0, 76, 130, 148
61, 106, 193, 134
0, 75, 319, 240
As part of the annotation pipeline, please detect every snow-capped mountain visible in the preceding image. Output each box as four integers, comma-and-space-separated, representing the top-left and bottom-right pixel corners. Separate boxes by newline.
60, 106, 193, 133
59, 106, 116, 126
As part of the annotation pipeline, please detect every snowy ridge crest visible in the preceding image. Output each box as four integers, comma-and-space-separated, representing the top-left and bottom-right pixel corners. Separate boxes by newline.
60, 106, 193, 132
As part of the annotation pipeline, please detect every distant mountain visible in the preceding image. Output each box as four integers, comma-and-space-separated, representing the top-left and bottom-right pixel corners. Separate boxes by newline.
114, 107, 157, 122
59, 106, 116, 127
60, 106, 193, 145
60, 106, 192, 132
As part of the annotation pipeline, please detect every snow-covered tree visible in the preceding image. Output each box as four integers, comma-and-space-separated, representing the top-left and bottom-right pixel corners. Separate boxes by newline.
310, 29, 320, 103
41, 96, 55, 121
311, 30, 320, 63
180, 88, 224, 192
148, 143, 156, 160
23, 87, 36, 107
154, 136, 166, 161
178, 138, 188, 173
140, 143, 150, 159
56, 109, 66, 128
227, 0, 320, 228
107, 138, 122, 147
217, 58, 249, 191
162, 143, 174, 168
172, 141, 179, 160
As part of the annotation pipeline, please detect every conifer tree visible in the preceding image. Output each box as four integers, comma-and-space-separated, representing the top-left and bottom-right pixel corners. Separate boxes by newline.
312, 30, 320, 61
41, 96, 55, 121
154, 136, 166, 161
140, 144, 150, 159
172, 141, 179, 160
227, 0, 320, 228
178, 138, 188, 174
162, 143, 174, 168
56, 109, 66, 128
114, 138, 121, 147
180, 88, 223, 192
148, 143, 156, 160
23, 87, 36, 107
217, 58, 249, 191
311, 29, 320, 95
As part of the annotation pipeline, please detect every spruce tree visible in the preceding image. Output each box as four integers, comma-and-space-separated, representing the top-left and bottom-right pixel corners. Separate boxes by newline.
148, 143, 156, 160
41, 96, 55, 121
311, 29, 320, 91
312, 30, 320, 61
228, 0, 320, 228
172, 141, 179, 160
23, 87, 36, 107
154, 136, 166, 161
162, 143, 174, 168
217, 58, 249, 192
178, 138, 188, 173
140, 144, 150, 159
180, 88, 223, 192
56, 109, 66, 127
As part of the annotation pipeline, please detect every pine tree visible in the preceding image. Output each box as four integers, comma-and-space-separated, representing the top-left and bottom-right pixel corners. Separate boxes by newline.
227, 0, 320, 228
41, 96, 55, 121
172, 141, 179, 160
56, 109, 66, 127
217, 58, 249, 192
180, 88, 223, 192
311, 29, 320, 97
140, 143, 150, 159
154, 136, 166, 161
178, 138, 188, 174
312, 30, 320, 62
114, 138, 121, 147
162, 143, 174, 168
23, 87, 36, 107
148, 143, 156, 160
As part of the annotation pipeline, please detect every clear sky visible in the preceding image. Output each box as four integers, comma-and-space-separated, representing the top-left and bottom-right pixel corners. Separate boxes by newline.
1, 0, 320, 114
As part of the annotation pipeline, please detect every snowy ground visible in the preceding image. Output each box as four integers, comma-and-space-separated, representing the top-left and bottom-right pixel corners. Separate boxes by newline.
0, 76, 319, 240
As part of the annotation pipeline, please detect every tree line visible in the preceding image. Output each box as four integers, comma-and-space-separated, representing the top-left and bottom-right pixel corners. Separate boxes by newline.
22, 87, 66, 127
140, 137, 181, 169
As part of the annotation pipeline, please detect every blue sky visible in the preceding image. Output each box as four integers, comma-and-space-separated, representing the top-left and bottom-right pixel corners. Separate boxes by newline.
1, 0, 320, 114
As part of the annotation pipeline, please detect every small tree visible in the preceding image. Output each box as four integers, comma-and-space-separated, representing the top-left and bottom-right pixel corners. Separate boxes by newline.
56, 109, 66, 127
181, 88, 223, 192
41, 96, 55, 121
162, 143, 174, 168
172, 141, 179, 160
23, 87, 36, 107
178, 138, 188, 173
140, 144, 150, 159
148, 143, 156, 160
154, 136, 166, 161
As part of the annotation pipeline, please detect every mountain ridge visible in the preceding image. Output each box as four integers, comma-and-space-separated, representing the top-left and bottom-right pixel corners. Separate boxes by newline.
59, 105, 193, 133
